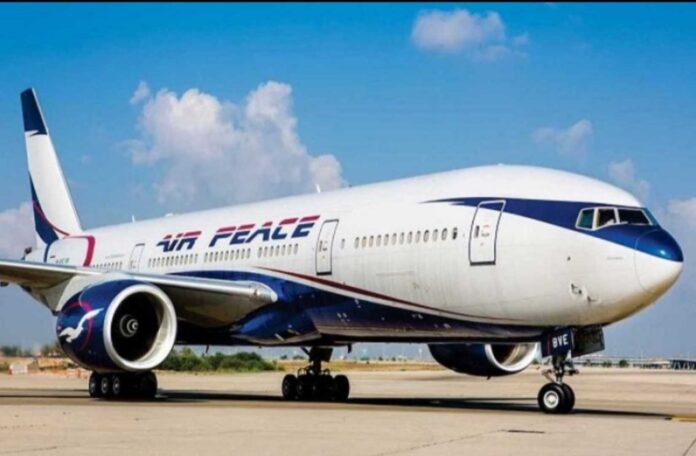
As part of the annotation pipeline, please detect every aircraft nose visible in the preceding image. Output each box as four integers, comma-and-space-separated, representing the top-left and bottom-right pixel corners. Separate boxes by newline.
635, 229, 684, 295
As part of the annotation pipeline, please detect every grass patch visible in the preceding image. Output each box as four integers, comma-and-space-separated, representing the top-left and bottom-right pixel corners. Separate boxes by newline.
160, 348, 282, 373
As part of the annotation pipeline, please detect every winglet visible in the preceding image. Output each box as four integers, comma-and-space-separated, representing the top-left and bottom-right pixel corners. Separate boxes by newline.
20, 88, 48, 136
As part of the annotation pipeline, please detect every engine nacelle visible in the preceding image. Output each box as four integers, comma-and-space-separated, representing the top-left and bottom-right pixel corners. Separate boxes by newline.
56, 279, 177, 373
429, 342, 538, 377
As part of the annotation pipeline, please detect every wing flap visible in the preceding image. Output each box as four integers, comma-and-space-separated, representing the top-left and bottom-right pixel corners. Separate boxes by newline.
0, 259, 277, 327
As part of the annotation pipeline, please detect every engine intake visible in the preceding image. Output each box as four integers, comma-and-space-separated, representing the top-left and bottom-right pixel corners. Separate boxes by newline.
57, 279, 177, 372
429, 342, 538, 377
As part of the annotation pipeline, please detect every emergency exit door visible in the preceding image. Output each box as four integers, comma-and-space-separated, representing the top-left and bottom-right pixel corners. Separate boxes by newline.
469, 200, 505, 265
315, 220, 339, 275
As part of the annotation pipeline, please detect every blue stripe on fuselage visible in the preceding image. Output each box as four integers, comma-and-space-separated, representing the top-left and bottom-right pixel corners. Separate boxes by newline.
427, 197, 681, 261
172, 269, 543, 345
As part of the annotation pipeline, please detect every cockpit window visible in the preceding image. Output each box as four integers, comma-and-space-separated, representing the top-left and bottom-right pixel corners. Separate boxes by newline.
618, 208, 650, 225
577, 209, 594, 229
576, 207, 653, 231
597, 208, 617, 228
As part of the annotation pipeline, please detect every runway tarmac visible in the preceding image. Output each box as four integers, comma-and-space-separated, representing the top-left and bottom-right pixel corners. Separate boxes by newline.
0, 367, 695, 455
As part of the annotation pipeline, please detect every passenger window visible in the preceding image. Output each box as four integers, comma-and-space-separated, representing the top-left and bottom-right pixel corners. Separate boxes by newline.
362, 237, 367, 248
433, 229, 438, 242
619, 208, 650, 225
399, 233, 404, 244
376, 235, 381, 247
577, 209, 595, 230
452, 227, 458, 240
597, 208, 617, 228
392, 233, 397, 246
442, 229, 447, 241
415, 231, 421, 243
407, 232, 413, 244
424, 230, 430, 242
369, 236, 374, 247
354, 238, 359, 249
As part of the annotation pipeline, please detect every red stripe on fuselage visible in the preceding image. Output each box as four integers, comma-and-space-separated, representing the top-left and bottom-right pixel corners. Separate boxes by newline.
259, 267, 523, 323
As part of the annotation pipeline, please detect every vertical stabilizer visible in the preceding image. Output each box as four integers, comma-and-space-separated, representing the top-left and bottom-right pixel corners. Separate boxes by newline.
21, 89, 82, 247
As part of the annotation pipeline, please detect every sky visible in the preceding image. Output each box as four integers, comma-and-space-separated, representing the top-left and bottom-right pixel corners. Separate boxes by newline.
0, 3, 695, 357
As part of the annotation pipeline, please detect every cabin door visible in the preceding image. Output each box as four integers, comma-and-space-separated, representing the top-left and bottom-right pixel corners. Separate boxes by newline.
128, 243, 145, 272
315, 220, 339, 275
469, 200, 505, 265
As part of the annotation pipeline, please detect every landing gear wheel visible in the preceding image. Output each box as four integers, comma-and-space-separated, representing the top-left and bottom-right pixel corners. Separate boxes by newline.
317, 375, 334, 401
333, 375, 350, 402
136, 372, 158, 399
559, 383, 575, 413
538, 383, 567, 414
88, 373, 102, 398
282, 374, 298, 400
100, 375, 112, 398
296, 375, 313, 400
111, 375, 124, 398
282, 347, 352, 402
89, 372, 157, 400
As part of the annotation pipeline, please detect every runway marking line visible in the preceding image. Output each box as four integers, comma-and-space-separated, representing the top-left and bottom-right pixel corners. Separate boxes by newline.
670, 416, 696, 423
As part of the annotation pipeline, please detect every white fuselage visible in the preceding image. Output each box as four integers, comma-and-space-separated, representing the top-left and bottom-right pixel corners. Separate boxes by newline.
27, 165, 683, 343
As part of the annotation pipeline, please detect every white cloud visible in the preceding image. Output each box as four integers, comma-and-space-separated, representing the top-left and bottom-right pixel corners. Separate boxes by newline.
0, 202, 34, 258
512, 33, 530, 46
607, 159, 651, 202
411, 9, 526, 61
129, 81, 151, 105
532, 119, 593, 160
127, 81, 346, 209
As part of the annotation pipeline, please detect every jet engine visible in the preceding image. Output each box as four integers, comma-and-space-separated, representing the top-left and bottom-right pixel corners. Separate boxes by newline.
56, 279, 177, 373
428, 342, 538, 377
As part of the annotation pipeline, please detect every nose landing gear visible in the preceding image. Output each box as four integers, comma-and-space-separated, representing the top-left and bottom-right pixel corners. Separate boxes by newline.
281, 347, 350, 402
538, 355, 578, 414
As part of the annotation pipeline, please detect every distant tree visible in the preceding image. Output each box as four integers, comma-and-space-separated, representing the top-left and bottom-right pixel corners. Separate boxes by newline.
0, 346, 30, 357
601, 360, 613, 368
159, 348, 280, 373
40, 341, 64, 357
618, 359, 629, 368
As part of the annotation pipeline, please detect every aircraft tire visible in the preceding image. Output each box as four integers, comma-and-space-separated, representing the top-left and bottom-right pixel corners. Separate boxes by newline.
282, 374, 298, 400
538, 383, 567, 414
88, 372, 102, 398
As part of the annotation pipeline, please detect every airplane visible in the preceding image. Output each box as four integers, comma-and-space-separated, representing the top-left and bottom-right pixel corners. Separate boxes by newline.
0, 88, 683, 413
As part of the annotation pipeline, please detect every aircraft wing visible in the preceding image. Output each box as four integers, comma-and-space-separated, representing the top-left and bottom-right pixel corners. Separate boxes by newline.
0, 259, 277, 326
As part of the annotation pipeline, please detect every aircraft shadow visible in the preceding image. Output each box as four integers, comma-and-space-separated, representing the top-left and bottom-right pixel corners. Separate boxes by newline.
158, 389, 667, 419
0, 388, 668, 418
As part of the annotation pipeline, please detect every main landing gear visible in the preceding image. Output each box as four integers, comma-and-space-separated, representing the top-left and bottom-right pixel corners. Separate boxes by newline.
538, 354, 578, 414
281, 347, 350, 402
88, 371, 158, 400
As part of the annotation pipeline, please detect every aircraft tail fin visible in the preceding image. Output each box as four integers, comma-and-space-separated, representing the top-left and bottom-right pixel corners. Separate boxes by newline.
21, 89, 82, 247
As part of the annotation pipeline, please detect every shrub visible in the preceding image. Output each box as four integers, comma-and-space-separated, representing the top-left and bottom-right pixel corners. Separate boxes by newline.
159, 349, 279, 373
